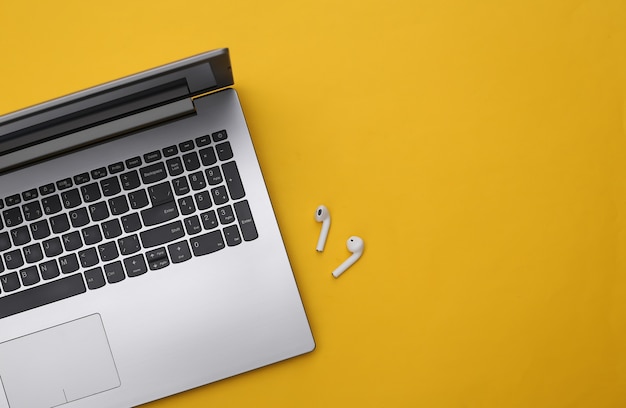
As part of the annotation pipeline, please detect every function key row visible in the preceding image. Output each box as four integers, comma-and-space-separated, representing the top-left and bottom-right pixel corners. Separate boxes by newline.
2, 130, 228, 208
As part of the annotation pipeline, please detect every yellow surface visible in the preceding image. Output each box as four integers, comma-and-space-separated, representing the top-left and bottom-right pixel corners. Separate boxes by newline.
2, 0, 626, 406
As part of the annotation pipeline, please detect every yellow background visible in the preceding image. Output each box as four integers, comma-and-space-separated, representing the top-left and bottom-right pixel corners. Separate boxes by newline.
2, 0, 626, 406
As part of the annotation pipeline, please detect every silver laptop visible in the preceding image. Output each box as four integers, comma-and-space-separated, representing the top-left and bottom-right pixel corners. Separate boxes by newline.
0, 48, 315, 408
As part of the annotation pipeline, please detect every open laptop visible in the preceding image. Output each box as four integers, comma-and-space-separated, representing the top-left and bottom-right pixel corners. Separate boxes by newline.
0, 48, 315, 407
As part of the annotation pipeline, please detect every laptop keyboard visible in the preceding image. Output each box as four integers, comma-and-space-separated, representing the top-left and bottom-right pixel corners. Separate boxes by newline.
0, 129, 258, 319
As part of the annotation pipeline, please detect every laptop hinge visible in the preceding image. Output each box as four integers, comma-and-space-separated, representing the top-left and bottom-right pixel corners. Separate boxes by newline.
0, 98, 194, 174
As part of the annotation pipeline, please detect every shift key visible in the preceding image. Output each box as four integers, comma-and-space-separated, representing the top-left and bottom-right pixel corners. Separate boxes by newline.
140, 221, 185, 248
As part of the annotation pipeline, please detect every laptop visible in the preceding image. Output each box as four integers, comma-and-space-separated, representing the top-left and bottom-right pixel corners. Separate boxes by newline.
0, 48, 315, 407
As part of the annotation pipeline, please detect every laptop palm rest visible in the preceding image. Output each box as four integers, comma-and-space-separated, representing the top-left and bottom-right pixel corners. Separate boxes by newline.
0, 314, 120, 408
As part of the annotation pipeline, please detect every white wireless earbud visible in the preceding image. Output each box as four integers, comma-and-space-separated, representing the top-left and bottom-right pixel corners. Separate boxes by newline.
315, 205, 331, 252
332, 236, 364, 278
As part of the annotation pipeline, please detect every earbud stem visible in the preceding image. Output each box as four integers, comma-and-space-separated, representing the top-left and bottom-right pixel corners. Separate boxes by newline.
332, 253, 360, 278
316, 220, 330, 252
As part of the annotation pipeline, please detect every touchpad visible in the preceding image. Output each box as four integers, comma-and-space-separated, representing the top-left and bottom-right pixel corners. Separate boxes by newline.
0, 314, 120, 408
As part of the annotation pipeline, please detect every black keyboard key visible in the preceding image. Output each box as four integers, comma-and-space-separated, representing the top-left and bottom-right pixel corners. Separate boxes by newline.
182, 151, 201, 171
126, 156, 142, 168
118, 234, 141, 256
140, 220, 184, 248
222, 161, 246, 200
80, 182, 101, 202
211, 186, 229, 205
4, 249, 24, 270
146, 247, 170, 270
216, 142, 233, 161
189, 230, 225, 256
172, 177, 190, 196
148, 182, 173, 206
194, 191, 212, 210
140, 162, 167, 184
50, 213, 70, 234
98, 241, 119, 262
0, 231, 11, 251
104, 261, 125, 284
0, 258, 3, 273
89, 201, 109, 222
121, 213, 142, 233
79, 247, 99, 268
74, 172, 90, 185
100, 177, 121, 197
42, 195, 62, 215
61, 188, 82, 209
19, 266, 40, 286
74, 173, 91, 185
62, 231, 83, 252
189, 171, 206, 191
179, 140, 194, 152
1, 272, 21, 292
195, 135, 211, 147
168, 240, 192, 263
5, 194, 21, 206
22, 189, 38, 201
0, 198, 3, 209
199, 146, 217, 166
22, 201, 43, 221
40, 260, 60, 280
205, 166, 223, 185
166, 157, 184, 177
149, 256, 170, 271
200, 210, 218, 230
217, 205, 235, 225
178, 196, 195, 215
162, 145, 178, 157
0, 273, 85, 319
129, 190, 149, 209
82, 225, 103, 245
43, 237, 63, 257
234, 200, 258, 241
146, 247, 167, 262
39, 183, 55, 196
85, 267, 106, 289
59, 254, 80, 274
23, 243, 43, 264
141, 201, 179, 227
3, 207, 23, 228
120, 170, 141, 190
91, 167, 108, 179
143, 150, 162, 163
108, 162, 125, 174
30, 220, 51, 240
70, 207, 90, 228
102, 219, 123, 240
223, 225, 242, 247
124, 254, 147, 277
56, 178, 73, 190
108, 196, 129, 215
11, 226, 30, 246
184, 215, 202, 235
212, 130, 228, 142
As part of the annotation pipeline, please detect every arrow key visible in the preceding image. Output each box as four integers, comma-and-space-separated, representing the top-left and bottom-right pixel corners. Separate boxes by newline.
149, 257, 170, 271
124, 254, 147, 277
146, 247, 167, 261
167, 240, 192, 264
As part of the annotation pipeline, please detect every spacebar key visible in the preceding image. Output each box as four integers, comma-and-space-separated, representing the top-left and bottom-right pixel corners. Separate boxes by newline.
0, 274, 86, 319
